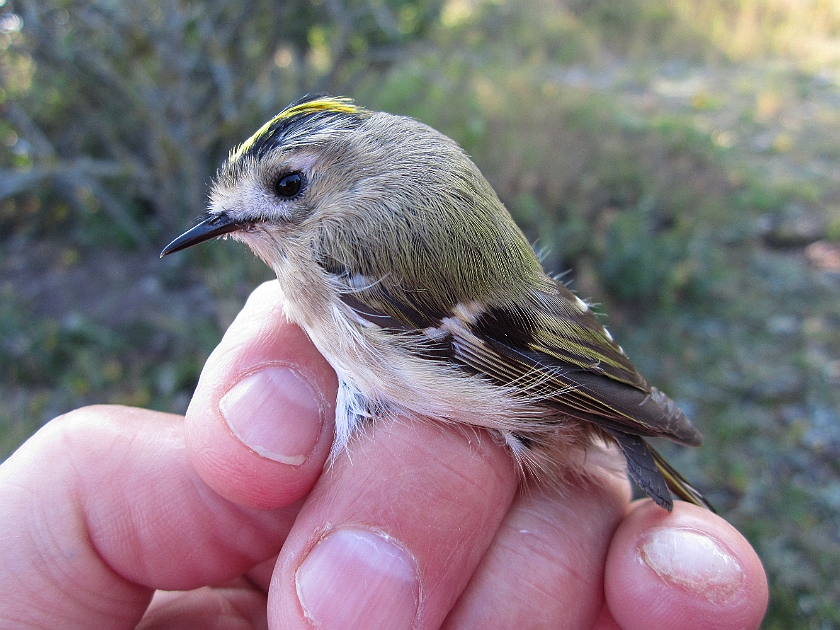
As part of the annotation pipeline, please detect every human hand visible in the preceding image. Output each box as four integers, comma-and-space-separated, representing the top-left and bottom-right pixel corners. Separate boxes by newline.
0, 281, 768, 629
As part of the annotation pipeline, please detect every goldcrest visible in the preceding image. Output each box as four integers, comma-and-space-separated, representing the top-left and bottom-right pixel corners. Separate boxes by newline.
162, 95, 712, 511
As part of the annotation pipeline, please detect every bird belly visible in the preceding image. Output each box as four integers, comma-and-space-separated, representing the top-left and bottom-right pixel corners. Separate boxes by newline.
292, 299, 603, 483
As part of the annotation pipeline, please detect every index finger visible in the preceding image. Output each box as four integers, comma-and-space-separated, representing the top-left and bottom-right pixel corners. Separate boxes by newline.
185, 280, 338, 508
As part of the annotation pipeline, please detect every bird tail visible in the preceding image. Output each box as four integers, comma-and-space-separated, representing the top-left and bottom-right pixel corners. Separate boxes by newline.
650, 446, 716, 512
606, 429, 715, 512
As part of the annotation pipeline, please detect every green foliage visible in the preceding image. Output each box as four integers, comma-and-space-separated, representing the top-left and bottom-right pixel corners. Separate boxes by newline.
0, 0, 447, 242
0, 275, 215, 408
571, 0, 687, 57
598, 197, 691, 304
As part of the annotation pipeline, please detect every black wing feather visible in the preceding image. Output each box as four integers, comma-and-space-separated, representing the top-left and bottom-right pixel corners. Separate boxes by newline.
336, 276, 712, 510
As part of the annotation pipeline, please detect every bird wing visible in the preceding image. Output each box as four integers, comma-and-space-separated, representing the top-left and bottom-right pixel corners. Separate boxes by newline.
338, 278, 702, 447
336, 274, 713, 511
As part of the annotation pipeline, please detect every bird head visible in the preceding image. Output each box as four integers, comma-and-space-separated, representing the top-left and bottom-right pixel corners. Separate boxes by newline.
161, 95, 542, 305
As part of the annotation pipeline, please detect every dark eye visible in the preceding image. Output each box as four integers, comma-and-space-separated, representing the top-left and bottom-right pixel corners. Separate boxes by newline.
274, 172, 304, 199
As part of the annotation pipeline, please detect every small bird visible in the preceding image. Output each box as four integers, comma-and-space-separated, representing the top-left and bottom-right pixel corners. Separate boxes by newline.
162, 95, 712, 511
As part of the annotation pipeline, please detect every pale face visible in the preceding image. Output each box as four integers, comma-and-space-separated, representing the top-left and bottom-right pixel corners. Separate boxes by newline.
205, 149, 325, 263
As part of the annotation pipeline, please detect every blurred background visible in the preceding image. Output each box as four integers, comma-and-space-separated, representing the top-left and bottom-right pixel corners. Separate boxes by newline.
1, 0, 839, 626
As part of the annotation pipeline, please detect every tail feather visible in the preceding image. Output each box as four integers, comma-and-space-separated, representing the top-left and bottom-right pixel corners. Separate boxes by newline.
650, 446, 716, 512
606, 429, 715, 512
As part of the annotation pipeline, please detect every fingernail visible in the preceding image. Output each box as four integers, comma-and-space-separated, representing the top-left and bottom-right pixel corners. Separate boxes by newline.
296, 528, 420, 630
639, 528, 744, 604
219, 366, 323, 465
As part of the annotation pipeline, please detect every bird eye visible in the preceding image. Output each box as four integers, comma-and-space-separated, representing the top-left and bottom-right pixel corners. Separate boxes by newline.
274, 172, 304, 199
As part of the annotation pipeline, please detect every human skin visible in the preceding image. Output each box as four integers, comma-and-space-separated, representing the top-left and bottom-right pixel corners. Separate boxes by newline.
0, 281, 768, 630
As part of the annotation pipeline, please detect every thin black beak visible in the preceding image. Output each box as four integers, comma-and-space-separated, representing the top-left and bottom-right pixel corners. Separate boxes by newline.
160, 213, 242, 257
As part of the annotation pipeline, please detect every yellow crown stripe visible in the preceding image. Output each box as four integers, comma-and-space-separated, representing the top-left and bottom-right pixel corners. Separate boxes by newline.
231, 97, 361, 161
280, 96, 360, 120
